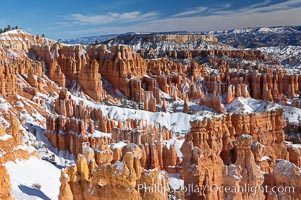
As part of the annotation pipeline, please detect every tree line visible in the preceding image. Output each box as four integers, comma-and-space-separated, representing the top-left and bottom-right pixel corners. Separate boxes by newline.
0, 25, 19, 33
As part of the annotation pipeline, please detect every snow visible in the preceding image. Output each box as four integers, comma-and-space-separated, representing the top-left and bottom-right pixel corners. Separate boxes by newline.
92, 130, 112, 138
282, 106, 301, 124
26, 125, 76, 168
258, 46, 301, 71
143, 168, 159, 176
1, 29, 29, 35
232, 28, 253, 34
287, 143, 301, 148
165, 138, 185, 158
260, 156, 271, 162
112, 161, 125, 175
167, 173, 184, 190
273, 159, 301, 176
190, 111, 223, 122
258, 46, 301, 61
0, 98, 11, 112
224, 97, 301, 125
106, 33, 234, 53
110, 141, 128, 149
210, 26, 295, 36
7, 49, 21, 58
257, 27, 284, 33
0, 117, 10, 129
14, 145, 36, 154
267, 103, 301, 124
5, 157, 61, 200
160, 90, 173, 100
16, 101, 25, 108
240, 134, 252, 139
72, 95, 195, 134
226, 164, 242, 180
292, 144, 301, 148
226, 97, 267, 114
20, 112, 37, 125
0, 134, 12, 141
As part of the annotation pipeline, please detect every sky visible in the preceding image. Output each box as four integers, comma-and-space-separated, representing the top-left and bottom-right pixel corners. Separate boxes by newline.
0, 0, 301, 39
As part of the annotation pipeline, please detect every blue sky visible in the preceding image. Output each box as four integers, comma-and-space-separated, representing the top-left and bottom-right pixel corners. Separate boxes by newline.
0, 0, 301, 39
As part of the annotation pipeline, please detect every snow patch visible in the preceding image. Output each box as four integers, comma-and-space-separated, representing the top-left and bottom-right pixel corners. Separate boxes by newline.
5, 157, 61, 200
0, 134, 12, 141
110, 141, 127, 150
167, 173, 184, 190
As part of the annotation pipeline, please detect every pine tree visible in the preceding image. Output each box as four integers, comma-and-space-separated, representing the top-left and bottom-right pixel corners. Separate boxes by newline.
94, 39, 100, 45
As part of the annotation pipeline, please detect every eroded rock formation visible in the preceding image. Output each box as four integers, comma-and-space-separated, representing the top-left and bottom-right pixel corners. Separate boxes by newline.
59, 153, 168, 200
181, 110, 294, 200
46, 89, 180, 171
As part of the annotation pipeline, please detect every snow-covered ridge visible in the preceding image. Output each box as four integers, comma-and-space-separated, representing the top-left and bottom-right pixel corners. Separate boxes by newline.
0, 28, 53, 51
208, 26, 301, 36
5, 157, 61, 200
257, 46, 301, 73
104, 33, 233, 52
209, 25, 301, 48
0, 29, 31, 36
274, 159, 301, 176
258, 46, 301, 62
0, 29, 34, 41
226, 97, 267, 114
226, 97, 301, 125
63, 34, 119, 45
72, 95, 194, 134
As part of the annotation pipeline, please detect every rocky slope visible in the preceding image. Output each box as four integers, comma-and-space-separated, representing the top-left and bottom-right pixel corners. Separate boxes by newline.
258, 46, 301, 71
65, 25, 301, 48
209, 25, 301, 48
63, 34, 119, 45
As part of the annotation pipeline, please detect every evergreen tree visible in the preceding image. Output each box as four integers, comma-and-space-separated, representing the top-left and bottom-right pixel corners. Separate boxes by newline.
94, 39, 100, 45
